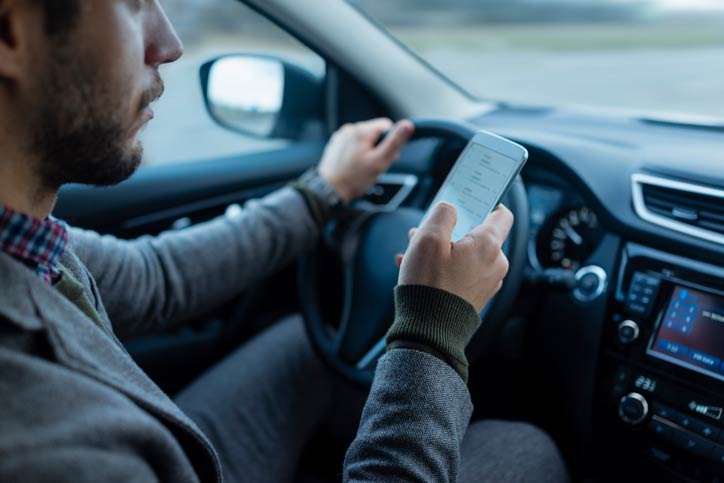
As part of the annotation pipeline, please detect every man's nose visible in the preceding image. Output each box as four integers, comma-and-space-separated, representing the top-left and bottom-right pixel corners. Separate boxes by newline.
145, 1, 184, 68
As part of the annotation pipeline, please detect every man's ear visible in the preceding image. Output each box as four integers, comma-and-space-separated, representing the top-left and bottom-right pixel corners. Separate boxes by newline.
0, 0, 40, 81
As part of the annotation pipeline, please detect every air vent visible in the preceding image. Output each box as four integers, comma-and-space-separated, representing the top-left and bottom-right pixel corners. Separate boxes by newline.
632, 173, 724, 245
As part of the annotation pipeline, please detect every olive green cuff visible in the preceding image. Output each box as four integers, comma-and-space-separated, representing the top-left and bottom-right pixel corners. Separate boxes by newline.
386, 285, 482, 383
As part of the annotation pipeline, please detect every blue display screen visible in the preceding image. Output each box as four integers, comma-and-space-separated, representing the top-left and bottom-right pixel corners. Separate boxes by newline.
648, 285, 724, 382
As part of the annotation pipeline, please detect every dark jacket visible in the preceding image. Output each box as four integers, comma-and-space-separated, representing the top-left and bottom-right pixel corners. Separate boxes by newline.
0, 188, 472, 482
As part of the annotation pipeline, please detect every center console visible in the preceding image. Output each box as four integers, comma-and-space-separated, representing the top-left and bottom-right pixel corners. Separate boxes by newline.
597, 243, 724, 482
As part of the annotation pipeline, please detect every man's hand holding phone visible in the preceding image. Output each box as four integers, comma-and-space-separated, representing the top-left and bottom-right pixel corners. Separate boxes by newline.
381, 127, 522, 380
387, 201, 514, 382
397, 202, 513, 312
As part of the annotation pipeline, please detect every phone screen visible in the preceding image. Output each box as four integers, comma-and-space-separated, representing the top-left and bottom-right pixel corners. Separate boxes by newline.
425, 141, 522, 242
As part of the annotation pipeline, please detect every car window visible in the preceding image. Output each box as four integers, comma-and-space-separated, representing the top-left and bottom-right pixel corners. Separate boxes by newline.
350, 0, 724, 120
141, 1, 325, 166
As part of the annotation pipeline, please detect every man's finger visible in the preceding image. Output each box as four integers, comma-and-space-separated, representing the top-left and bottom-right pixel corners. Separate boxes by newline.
467, 204, 514, 248
358, 118, 394, 139
395, 254, 404, 268
408, 227, 417, 240
418, 202, 457, 243
370, 120, 414, 162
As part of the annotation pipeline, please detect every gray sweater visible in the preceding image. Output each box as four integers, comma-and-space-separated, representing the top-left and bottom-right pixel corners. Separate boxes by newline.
0, 188, 472, 482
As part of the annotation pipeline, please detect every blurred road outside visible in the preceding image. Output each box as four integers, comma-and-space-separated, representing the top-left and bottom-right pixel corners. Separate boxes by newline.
140, 0, 724, 166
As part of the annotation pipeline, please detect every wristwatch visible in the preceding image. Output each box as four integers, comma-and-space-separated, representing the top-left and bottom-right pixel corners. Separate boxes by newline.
292, 168, 345, 226
297, 168, 345, 210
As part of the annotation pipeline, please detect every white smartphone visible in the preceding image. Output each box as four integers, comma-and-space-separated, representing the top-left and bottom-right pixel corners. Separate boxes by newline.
422, 130, 528, 242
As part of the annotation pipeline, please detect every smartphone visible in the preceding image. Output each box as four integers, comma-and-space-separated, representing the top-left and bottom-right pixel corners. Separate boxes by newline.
422, 130, 528, 242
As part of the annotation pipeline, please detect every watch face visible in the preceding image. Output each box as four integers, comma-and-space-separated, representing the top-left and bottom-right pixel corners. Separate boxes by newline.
308, 174, 342, 207
322, 184, 342, 206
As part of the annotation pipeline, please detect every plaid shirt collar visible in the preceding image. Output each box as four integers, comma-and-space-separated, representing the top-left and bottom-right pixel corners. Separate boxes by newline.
0, 205, 68, 284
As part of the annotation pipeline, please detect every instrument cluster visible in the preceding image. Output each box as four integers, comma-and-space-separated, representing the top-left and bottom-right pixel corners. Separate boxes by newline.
527, 181, 605, 272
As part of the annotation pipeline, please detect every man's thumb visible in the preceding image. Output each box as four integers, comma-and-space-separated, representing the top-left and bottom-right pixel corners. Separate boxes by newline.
419, 202, 457, 242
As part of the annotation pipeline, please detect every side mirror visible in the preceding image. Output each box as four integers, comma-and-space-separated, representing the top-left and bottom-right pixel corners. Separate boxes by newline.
200, 54, 323, 140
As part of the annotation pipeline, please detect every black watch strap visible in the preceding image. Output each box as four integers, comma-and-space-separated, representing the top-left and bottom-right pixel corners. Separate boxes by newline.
290, 168, 345, 227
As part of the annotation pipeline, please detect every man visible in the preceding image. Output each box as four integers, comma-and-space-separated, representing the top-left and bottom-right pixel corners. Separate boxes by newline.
0, 1, 569, 482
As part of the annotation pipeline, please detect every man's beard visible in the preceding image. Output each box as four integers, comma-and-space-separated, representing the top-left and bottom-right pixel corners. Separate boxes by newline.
30, 53, 163, 190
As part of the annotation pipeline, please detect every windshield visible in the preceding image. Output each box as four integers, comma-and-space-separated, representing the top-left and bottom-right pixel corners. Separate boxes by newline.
349, 0, 724, 119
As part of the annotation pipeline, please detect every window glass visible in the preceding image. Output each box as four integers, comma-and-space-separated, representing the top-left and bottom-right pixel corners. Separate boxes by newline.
141, 1, 325, 166
350, 0, 724, 119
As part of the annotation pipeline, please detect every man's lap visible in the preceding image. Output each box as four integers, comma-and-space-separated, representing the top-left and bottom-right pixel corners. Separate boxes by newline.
461, 420, 569, 483
175, 315, 568, 483
175, 315, 335, 483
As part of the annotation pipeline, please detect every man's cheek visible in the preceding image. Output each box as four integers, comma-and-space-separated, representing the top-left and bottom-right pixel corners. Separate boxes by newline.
106, 3, 147, 90
107, 58, 143, 117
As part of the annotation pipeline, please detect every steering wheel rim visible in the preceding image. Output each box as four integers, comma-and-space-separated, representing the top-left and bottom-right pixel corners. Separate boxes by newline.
299, 118, 530, 386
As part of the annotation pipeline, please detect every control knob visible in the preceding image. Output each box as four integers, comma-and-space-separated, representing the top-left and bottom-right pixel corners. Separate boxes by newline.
618, 320, 640, 345
573, 265, 607, 302
619, 392, 649, 425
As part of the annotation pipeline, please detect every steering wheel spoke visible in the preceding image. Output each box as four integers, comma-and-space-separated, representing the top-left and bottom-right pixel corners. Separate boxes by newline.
332, 209, 421, 364
355, 337, 387, 370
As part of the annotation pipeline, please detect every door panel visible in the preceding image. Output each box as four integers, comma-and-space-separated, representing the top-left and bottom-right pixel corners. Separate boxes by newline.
55, 142, 325, 236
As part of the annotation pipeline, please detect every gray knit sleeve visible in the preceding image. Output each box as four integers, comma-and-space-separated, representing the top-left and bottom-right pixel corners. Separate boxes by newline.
344, 349, 473, 482
69, 187, 319, 339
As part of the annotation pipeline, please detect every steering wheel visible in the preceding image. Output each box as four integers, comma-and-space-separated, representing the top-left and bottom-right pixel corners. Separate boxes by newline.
299, 119, 529, 386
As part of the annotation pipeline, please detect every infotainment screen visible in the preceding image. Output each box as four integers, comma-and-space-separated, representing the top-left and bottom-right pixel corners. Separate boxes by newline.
648, 285, 724, 383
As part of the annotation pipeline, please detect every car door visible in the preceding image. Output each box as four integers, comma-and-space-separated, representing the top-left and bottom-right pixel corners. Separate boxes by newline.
53, 1, 389, 394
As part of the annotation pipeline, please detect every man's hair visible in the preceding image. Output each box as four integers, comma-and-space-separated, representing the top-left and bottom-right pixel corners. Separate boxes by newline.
40, 0, 80, 36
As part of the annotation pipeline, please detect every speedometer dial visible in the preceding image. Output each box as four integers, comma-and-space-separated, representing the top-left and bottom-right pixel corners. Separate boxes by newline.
537, 206, 605, 270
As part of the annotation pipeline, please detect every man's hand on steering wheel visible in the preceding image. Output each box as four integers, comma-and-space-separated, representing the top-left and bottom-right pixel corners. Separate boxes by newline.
318, 118, 414, 203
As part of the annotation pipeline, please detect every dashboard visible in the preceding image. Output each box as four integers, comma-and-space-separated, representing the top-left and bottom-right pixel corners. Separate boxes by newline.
517, 168, 724, 481
465, 106, 724, 482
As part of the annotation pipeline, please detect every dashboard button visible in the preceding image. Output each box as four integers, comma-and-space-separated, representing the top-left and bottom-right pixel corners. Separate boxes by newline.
648, 446, 674, 465
686, 418, 721, 441
618, 320, 640, 345
615, 366, 631, 384
573, 266, 607, 302
619, 393, 649, 425
676, 413, 694, 429
652, 402, 679, 421
626, 273, 660, 316
632, 272, 661, 288
657, 339, 689, 358
688, 350, 721, 370
648, 419, 674, 441
668, 411, 719, 440
672, 430, 714, 458
626, 301, 649, 316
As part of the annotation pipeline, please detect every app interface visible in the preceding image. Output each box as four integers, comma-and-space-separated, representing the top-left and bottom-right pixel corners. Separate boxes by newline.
426, 142, 519, 242
649, 285, 724, 382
